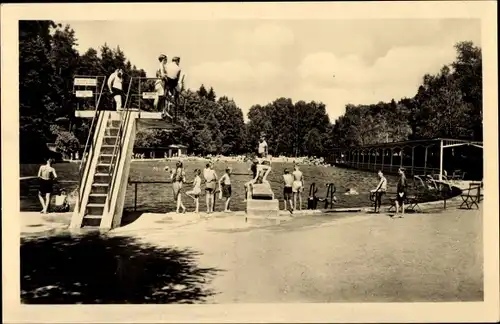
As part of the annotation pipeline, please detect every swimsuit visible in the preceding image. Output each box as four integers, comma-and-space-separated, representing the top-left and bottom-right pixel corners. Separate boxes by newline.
396, 176, 407, 204
39, 179, 53, 195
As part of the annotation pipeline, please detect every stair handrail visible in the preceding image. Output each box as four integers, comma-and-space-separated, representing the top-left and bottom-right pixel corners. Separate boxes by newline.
76, 77, 106, 213
106, 78, 135, 212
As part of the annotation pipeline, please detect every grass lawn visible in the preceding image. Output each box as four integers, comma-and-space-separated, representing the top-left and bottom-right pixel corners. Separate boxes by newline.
21, 160, 400, 213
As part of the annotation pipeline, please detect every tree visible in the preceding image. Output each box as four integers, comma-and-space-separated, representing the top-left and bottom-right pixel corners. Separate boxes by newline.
19, 20, 58, 162
207, 87, 217, 102
197, 84, 208, 98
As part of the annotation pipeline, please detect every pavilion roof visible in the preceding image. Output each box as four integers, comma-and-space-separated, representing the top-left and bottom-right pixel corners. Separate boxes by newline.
333, 138, 483, 151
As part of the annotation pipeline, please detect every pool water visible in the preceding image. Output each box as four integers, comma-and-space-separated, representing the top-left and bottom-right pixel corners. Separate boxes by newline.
20, 160, 403, 213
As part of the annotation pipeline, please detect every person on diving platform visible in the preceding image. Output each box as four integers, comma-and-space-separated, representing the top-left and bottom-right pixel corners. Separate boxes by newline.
163, 56, 183, 120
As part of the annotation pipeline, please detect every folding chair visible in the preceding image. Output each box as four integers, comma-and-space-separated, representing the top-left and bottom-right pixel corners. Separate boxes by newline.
459, 182, 482, 209
405, 194, 422, 212
387, 196, 397, 212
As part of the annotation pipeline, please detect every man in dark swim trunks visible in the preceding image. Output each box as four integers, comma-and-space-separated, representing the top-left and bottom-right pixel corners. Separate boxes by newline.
394, 167, 407, 218
163, 56, 182, 119
107, 69, 124, 111
37, 158, 57, 214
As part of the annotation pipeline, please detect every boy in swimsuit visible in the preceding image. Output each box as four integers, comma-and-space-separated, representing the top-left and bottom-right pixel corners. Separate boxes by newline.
38, 158, 57, 214
394, 168, 407, 218
371, 170, 387, 213
292, 165, 304, 210
244, 158, 259, 201
218, 168, 232, 212
258, 136, 268, 158
283, 169, 294, 213
52, 189, 70, 213
186, 169, 202, 213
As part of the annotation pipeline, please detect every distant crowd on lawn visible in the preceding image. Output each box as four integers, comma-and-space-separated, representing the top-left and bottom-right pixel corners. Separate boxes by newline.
131, 152, 332, 167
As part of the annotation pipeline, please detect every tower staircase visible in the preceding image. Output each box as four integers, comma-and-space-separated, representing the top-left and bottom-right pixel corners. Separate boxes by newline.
70, 79, 137, 231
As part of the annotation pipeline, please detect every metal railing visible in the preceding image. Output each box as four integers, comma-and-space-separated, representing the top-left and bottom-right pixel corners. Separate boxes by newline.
125, 76, 187, 121
76, 77, 106, 213
106, 79, 135, 212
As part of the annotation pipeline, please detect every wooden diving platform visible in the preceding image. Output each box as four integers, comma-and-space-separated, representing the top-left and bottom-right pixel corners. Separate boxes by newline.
75, 109, 180, 131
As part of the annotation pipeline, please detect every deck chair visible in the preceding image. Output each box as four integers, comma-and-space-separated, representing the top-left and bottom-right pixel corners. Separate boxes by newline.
459, 182, 482, 209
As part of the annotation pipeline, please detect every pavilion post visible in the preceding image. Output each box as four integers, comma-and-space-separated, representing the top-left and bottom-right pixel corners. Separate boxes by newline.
400, 148, 404, 171
367, 149, 371, 171
381, 149, 385, 173
357, 150, 360, 168
439, 139, 444, 181
424, 146, 428, 176
390, 148, 394, 173
411, 146, 415, 176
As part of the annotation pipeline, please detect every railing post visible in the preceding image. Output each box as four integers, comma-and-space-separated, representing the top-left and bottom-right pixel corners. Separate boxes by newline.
411, 146, 415, 176
134, 182, 138, 212
424, 146, 428, 176
439, 139, 444, 181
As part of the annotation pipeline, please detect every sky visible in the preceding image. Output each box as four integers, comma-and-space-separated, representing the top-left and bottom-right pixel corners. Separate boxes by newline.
61, 19, 480, 121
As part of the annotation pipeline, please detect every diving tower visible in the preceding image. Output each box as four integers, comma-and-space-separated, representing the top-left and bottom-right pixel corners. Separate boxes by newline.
70, 76, 180, 231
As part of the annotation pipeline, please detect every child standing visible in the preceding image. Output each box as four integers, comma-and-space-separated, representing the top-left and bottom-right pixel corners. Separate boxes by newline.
218, 167, 232, 212
171, 161, 186, 214
186, 169, 202, 213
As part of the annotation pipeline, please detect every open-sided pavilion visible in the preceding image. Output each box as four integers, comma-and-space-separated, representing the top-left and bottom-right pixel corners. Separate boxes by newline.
329, 138, 483, 181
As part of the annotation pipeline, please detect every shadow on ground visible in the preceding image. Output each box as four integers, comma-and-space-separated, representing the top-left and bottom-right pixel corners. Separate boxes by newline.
21, 233, 222, 304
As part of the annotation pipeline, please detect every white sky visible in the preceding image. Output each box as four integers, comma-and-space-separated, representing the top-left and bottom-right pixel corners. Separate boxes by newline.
61, 19, 480, 121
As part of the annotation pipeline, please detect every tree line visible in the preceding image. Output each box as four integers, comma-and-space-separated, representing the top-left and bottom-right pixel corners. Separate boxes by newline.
19, 20, 482, 162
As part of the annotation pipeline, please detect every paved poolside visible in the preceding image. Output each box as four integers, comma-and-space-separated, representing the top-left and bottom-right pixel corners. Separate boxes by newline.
20, 198, 483, 303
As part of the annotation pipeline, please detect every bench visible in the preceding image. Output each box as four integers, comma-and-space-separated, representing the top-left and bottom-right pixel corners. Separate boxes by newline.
459, 182, 482, 209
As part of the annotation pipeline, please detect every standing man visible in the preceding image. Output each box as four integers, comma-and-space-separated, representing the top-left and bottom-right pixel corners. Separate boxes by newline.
258, 135, 268, 158
394, 168, 407, 218
371, 170, 387, 213
154, 54, 168, 113
292, 164, 304, 210
37, 158, 57, 214
164, 56, 182, 119
283, 169, 294, 213
107, 69, 124, 111
203, 162, 218, 214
